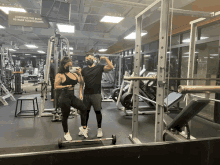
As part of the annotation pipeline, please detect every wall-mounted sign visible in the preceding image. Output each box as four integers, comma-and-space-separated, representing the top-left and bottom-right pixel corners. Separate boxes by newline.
8, 11, 49, 28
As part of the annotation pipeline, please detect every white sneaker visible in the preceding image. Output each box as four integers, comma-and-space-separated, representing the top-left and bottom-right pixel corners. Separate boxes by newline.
79, 126, 89, 138
64, 131, 72, 141
78, 126, 84, 136
97, 128, 103, 138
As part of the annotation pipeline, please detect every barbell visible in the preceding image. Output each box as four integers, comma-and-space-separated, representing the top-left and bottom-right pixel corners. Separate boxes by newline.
58, 134, 117, 148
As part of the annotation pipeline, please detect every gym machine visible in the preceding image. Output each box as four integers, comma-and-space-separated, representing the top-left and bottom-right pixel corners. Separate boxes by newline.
94, 54, 120, 102
39, 32, 78, 121
0, 48, 16, 105
119, 72, 158, 115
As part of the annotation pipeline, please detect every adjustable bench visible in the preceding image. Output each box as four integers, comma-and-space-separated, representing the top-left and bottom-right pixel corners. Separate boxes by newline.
163, 99, 210, 141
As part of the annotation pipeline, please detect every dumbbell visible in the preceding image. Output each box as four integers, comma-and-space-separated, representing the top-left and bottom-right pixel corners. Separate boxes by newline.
58, 134, 116, 148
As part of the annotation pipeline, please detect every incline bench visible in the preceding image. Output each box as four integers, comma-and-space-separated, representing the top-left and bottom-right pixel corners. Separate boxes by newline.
163, 99, 210, 141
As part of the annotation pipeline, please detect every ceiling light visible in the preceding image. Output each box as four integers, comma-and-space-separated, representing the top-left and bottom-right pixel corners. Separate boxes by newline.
25, 54, 30, 55
9, 49, 16, 51
124, 32, 147, 39
204, 57, 214, 59
183, 37, 209, 43
144, 55, 151, 57
0, 25, 5, 29
70, 52, 73, 55
57, 24, 75, 33
33, 56, 36, 58
167, 52, 172, 54
99, 49, 107, 52
38, 50, 45, 54
12, 55, 16, 57
182, 56, 189, 58
201, 37, 209, 40
182, 39, 191, 43
210, 54, 218, 56
69, 47, 74, 50
100, 16, 124, 23
184, 52, 199, 54
0, 7, 26, 14
25, 44, 38, 49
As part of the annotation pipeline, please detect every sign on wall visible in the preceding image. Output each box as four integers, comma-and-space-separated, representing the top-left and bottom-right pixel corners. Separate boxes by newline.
8, 11, 49, 28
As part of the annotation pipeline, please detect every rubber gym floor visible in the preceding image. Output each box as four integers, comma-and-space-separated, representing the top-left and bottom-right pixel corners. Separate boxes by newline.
1, 82, 220, 153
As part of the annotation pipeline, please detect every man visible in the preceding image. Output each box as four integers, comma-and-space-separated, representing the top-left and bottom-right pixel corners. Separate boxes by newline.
78, 54, 114, 138
49, 58, 55, 101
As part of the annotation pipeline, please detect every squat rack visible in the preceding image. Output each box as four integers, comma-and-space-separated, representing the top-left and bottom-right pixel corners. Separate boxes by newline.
130, 0, 220, 144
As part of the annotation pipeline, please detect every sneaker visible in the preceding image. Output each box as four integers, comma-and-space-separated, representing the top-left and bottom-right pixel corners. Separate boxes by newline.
79, 126, 89, 138
78, 126, 84, 136
64, 131, 72, 141
97, 128, 103, 138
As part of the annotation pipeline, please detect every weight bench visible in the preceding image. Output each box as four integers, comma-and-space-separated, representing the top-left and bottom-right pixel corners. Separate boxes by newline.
163, 99, 210, 141
124, 92, 184, 116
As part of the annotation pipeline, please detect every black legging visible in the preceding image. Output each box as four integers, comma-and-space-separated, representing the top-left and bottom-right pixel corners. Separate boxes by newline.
50, 78, 54, 99
86, 110, 102, 128
59, 90, 87, 133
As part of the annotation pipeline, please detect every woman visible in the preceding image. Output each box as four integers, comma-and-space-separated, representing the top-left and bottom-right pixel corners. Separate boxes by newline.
54, 56, 88, 141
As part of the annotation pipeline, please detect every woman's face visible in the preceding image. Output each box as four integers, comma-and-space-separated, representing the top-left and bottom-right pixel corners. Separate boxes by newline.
64, 61, 72, 68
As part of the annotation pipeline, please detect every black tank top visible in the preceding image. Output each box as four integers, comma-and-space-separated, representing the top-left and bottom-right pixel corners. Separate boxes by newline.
61, 73, 78, 86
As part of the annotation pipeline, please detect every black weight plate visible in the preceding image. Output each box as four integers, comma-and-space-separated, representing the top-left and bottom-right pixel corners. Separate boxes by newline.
121, 92, 133, 109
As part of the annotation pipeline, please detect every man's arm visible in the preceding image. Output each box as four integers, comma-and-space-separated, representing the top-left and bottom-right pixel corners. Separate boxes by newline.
101, 56, 114, 72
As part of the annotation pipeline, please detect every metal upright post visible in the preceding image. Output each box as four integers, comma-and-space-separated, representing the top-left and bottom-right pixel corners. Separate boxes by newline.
39, 36, 54, 117
118, 56, 122, 87
129, 15, 142, 144
53, 35, 59, 108
60, 40, 63, 59
155, 0, 170, 142
185, 23, 197, 135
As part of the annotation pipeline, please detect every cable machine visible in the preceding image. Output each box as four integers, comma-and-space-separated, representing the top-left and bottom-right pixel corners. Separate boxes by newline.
39, 31, 71, 118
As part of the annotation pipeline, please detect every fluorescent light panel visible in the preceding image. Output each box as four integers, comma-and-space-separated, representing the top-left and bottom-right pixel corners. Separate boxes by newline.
124, 32, 147, 39
33, 56, 36, 57
99, 49, 107, 52
210, 54, 219, 56
57, 24, 75, 33
144, 55, 151, 57
0, 7, 26, 14
25, 54, 30, 55
25, 44, 38, 48
100, 16, 124, 23
69, 47, 74, 50
9, 49, 16, 51
0, 25, 5, 29
38, 50, 45, 54
184, 52, 199, 54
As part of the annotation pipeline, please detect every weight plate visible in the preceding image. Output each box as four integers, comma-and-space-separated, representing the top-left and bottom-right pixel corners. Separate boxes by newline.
112, 134, 116, 145
121, 92, 133, 109
111, 88, 125, 102
58, 138, 62, 148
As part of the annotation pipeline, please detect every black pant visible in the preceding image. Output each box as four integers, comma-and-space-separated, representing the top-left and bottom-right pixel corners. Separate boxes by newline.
58, 90, 87, 133
50, 78, 54, 99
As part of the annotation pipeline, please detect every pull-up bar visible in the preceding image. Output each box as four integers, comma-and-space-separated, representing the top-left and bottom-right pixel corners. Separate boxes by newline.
178, 86, 220, 94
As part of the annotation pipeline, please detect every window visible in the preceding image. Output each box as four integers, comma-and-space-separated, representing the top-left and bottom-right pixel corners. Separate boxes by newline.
201, 23, 220, 38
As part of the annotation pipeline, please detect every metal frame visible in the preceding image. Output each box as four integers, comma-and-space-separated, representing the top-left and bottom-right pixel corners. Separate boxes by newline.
129, 0, 220, 143
39, 34, 71, 117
